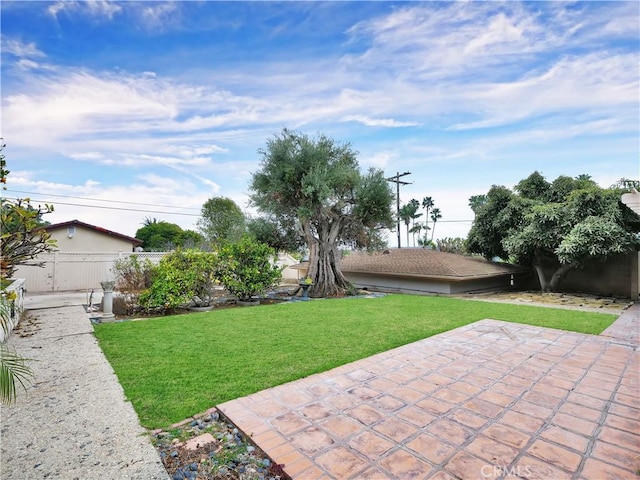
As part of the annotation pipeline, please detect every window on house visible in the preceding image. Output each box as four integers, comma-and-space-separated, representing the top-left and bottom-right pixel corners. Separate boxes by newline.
67, 226, 76, 238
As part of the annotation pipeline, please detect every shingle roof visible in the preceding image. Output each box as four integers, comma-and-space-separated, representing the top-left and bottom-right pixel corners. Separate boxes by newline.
340, 248, 525, 280
45, 219, 143, 246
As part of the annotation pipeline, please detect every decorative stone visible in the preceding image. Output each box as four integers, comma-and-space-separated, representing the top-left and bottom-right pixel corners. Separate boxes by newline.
184, 433, 216, 451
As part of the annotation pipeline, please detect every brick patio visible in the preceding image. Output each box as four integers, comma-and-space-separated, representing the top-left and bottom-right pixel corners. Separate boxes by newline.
219, 304, 639, 479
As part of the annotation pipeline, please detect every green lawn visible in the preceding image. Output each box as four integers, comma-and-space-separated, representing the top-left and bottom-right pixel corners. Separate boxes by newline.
93, 294, 617, 428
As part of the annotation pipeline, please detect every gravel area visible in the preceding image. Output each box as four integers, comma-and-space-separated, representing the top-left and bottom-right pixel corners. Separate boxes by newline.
457, 290, 632, 314
152, 409, 288, 480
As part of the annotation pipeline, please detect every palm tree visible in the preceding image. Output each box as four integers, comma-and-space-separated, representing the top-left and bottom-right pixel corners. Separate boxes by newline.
430, 207, 442, 242
408, 199, 422, 246
422, 196, 434, 245
399, 204, 413, 248
409, 223, 423, 245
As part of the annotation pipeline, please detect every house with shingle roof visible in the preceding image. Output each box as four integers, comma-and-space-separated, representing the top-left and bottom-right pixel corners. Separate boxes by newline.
340, 248, 529, 294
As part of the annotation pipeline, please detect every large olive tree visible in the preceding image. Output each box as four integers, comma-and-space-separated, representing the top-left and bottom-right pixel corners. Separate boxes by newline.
250, 129, 394, 297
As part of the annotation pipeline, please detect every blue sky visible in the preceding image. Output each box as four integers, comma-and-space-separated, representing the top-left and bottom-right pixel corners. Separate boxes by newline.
2, 1, 638, 245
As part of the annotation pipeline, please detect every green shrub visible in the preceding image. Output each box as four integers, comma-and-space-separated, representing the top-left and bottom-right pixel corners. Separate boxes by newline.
139, 250, 195, 312
217, 236, 282, 302
138, 250, 219, 313
182, 250, 218, 307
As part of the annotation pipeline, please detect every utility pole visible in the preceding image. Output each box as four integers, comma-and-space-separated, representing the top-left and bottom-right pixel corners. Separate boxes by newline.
385, 171, 412, 248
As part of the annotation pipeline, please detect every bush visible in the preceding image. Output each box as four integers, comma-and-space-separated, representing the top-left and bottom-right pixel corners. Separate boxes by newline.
138, 250, 219, 312
182, 250, 218, 307
112, 256, 155, 315
217, 237, 282, 302
139, 251, 194, 313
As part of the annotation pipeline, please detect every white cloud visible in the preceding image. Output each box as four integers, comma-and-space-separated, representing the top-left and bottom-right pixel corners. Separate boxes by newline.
48, 0, 122, 20
140, 2, 180, 30
1, 38, 45, 58
341, 115, 420, 128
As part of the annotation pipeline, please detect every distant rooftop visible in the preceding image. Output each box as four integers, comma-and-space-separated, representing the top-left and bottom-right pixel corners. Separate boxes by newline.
340, 248, 525, 280
45, 219, 143, 246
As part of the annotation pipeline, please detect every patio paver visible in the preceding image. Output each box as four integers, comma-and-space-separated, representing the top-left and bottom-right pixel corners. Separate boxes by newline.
219, 304, 640, 479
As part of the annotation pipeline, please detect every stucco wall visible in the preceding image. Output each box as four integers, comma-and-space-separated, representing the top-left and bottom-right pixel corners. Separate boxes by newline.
343, 272, 518, 295
49, 226, 136, 252
537, 253, 636, 298
344, 273, 452, 294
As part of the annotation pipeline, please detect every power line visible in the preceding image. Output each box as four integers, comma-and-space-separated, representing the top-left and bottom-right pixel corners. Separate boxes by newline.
4, 189, 201, 212
2, 196, 201, 217
2, 192, 477, 223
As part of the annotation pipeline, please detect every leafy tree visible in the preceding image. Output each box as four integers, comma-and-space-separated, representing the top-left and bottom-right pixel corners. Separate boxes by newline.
250, 129, 394, 297
216, 236, 281, 302
430, 207, 442, 241
246, 216, 304, 253
467, 172, 640, 292
197, 197, 246, 248
180, 229, 205, 249
468, 194, 487, 218
437, 237, 467, 255
611, 178, 640, 190
135, 218, 204, 251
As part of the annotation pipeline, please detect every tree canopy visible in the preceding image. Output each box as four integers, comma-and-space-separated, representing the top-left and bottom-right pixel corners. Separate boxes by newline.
197, 197, 246, 248
135, 218, 203, 251
249, 129, 394, 297
467, 171, 640, 292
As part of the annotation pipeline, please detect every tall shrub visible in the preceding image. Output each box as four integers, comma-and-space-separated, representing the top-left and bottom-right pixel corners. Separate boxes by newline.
138, 250, 218, 312
217, 237, 282, 302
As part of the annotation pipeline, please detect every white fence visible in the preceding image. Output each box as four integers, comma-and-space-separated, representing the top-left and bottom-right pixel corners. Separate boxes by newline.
14, 252, 167, 293
15, 251, 302, 293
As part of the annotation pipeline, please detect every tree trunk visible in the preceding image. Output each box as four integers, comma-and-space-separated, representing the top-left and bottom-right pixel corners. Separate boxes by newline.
532, 262, 550, 291
548, 263, 575, 292
532, 250, 575, 292
303, 218, 350, 297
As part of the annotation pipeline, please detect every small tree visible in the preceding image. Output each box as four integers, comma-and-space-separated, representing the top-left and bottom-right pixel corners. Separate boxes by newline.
216, 236, 282, 302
